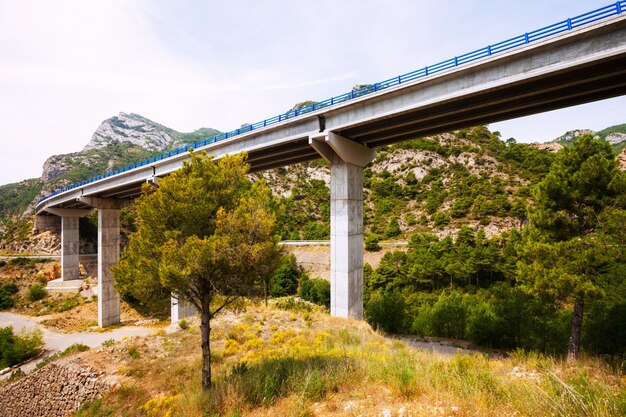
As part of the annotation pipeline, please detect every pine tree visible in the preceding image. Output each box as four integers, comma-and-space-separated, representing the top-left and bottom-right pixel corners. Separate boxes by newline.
521, 135, 623, 359
113, 152, 280, 389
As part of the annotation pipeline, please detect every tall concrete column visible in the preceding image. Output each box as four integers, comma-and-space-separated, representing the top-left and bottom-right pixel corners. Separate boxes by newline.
330, 159, 365, 318
98, 209, 121, 327
75, 197, 131, 328
310, 132, 376, 319
44, 208, 92, 283
171, 295, 197, 324
61, 217, 80, 281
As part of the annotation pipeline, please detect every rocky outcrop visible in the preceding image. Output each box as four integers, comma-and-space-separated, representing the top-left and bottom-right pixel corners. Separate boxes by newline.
0, 231, 60, 254
0, 359, 113, 417
529, 142, 563, 153
605, 132, 626, 146
84, 112, 175, 151
552, 129, 598, 145
41, 152, 82, 182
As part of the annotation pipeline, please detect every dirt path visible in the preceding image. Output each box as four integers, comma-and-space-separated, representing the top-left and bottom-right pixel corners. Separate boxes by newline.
392, 335, 478, 356
0, 312, 155, 377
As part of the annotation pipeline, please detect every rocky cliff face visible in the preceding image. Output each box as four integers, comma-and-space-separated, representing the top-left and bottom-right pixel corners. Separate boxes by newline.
551, 129, 598, 145
551, 126, 626, 151
529, 142, 563, 153
605, 132, 626, 146
41, 151, 95, 182
84, 112, 175, 151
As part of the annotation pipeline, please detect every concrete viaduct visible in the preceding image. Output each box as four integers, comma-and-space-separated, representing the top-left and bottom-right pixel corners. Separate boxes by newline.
34, 6, 626, 327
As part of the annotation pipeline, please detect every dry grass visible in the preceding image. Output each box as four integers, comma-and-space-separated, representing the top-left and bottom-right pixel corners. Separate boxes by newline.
39, 299, 159, 333
73, 301, 625, 417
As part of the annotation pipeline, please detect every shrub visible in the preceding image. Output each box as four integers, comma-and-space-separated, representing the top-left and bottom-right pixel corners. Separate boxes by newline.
0, 260, 6, 267
178, 319, 189, 330
450, 197, 473, 218
274, 297, 313, 312
269, 255, 299, 297
9, 257, 31, 266
57, 294, 82, 312
413, 291, 467, 339
128, 346, 140, 359
303, 221, 328, 240
27, 283, 47, 302
432, 212, 450, 228
1, 283, 18, 295
384, 217, 401, 238
582, 300, 626, 356
35, 343, 89, 370
365, 291, 407, 333
365, 234, 381, 252
102, 339, 116, 347
0, 326, 44, 368
0, 283, 19, 310
299, 276, 330, 308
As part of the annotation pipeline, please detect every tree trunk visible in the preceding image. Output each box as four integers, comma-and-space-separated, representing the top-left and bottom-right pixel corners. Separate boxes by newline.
200, 298, 212, 390
567, 298, 584, 361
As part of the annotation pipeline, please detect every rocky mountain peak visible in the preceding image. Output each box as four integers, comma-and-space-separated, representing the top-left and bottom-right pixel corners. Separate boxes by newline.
83, 112, 175, 152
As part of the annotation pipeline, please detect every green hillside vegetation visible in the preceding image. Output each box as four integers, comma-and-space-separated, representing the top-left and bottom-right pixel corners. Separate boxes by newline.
597, 123, 626, 140
0, 180, 43, 219
275, 126, 555, 240
45, 143, 161, 188
170, 127, 222, 148
363, 135, 626, 358
598, 123, 626, 152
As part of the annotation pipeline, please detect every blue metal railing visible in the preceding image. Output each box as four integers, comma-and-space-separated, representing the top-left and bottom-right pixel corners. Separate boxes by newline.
38, 1, 625, 205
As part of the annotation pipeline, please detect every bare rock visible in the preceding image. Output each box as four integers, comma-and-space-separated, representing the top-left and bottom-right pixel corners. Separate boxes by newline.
84, 112, 174, 151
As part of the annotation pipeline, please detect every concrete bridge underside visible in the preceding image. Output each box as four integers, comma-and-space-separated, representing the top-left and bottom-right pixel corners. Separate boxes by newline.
34, 15, 626, 326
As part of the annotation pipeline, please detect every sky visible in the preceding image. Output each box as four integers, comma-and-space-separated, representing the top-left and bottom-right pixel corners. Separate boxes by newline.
0, 0, 624, 185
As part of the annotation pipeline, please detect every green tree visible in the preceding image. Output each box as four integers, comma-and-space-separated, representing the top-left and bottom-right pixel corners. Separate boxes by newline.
268, 255, 300, 299
113, 152, 280, 389
521, 135, 624, 359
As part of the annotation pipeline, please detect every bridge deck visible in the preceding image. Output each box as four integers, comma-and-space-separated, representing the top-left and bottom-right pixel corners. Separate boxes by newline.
36, 6, 626, 214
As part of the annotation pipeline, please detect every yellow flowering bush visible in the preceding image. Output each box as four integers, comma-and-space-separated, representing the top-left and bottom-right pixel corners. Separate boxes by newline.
140, 394, 177, 417
224, 339, 241, 356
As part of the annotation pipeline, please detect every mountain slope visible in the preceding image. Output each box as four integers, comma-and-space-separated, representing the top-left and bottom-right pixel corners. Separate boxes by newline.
0, 113, 223, 219
551, 125, 626, 152
84, 112, 220, 152
260, 126, 559, 241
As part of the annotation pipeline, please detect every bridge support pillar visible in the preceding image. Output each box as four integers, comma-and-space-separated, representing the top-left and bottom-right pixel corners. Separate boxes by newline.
43, 208, 93, 281
310, 132, 376, 319
75, 197, 131, 327
330, 160, 364, 318
171, 295, 196, 324
61, 217, 80, 281
98, 208, 121, 327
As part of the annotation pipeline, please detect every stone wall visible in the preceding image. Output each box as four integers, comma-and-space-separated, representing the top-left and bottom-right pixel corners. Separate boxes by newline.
0, 359, 112, 417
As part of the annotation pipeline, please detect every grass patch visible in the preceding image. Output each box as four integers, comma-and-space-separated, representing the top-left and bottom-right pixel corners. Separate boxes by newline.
71, 307, 626, 417
273, 296, 314, 313
26, 283, 47, 302
0, 326, 43, 368
35, 343, 89, 371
